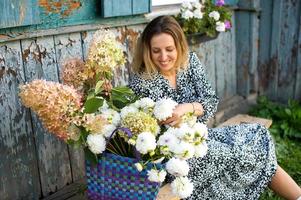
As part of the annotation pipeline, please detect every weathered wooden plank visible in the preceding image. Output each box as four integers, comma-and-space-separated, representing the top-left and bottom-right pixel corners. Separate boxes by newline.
248, 0, 260, 94
267, 0, 283, 101
0, 41, 40, 199
101, 0, 132, 18
191, 39, 216, 91
0, 0, 40, 29
276, 0, 300, 103
235, 10, 251, 97
295, 6, 301, 100
54, 33, 85, 182
119, 24, 145, 82
132, 0, 151, 14
216, 30, 236, 99
258, 0, 273, 95
21, 36, 72, 197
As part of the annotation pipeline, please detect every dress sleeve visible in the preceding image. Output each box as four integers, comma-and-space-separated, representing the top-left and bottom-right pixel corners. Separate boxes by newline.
190, 52, 219, 123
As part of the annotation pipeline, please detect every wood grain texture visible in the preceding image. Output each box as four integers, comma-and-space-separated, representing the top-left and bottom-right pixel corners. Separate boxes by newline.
53, 32, 85, 182
21, 36, 72, 197
0, 41, 40, 199
276, 0, 300, 103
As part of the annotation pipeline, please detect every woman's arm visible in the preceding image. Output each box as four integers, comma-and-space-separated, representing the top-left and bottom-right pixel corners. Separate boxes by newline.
190, 52, 219, 123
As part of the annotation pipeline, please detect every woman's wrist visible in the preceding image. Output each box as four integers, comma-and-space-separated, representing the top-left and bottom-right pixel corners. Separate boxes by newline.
190, 102, 204, 117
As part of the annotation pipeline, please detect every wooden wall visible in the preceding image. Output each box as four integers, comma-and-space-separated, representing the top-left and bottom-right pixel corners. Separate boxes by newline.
235, 0, 301, 102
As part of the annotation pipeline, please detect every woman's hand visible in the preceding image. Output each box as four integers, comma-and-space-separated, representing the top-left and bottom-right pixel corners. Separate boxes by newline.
160, 103, 192, 127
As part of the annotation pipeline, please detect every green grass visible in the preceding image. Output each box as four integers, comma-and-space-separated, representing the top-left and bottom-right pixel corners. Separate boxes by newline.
259, 134, 301, 200
249, 97, 301, 199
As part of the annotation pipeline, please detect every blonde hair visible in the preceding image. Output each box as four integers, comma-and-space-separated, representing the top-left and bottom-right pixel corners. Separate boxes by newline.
132, 16, 189, 78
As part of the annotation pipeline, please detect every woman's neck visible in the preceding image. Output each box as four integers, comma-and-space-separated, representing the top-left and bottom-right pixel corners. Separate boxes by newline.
160, 69, 176, 78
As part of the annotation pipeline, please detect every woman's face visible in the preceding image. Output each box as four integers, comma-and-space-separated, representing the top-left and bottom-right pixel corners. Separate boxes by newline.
150, 33, 178, 73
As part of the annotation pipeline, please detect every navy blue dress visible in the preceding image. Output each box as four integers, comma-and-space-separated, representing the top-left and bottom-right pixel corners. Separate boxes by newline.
129, 52, 277, 199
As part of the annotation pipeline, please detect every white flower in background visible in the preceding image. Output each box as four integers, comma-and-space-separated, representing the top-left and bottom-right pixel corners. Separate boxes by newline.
193, 9, 203, 19
101, 124, 116, 138
147, 169, 167, 183
176, 123, 195, 141
172, 141, 195, 160
209, 11, 220, 21
86, 134, 106, 154
166, 158, 190, 177
194, 142, 208, 158
135, 132, 157, 154
171, 177, 194, 199
191, 1, 202, 9
135, 163, 143, 172
193, 122, 208, 139
158, 130, 179, 150
99, 100, 109, 112
181, 9, 194, 20
134, 97, 155, 112
120, 105, 139, 119
153, 98, 178, 121
181, 1, 192, 9
101, 108, 120, 126
216, 21, 226, 32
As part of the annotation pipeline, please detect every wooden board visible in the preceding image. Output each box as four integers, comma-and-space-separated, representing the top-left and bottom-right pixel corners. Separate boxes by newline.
21, 36, 72, 196
54, 32, 85, 182
0, 41, 40, 199
157, 184, 179, 200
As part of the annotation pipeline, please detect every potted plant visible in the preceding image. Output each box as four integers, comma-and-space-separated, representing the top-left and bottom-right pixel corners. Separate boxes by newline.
174, 0, 233, 44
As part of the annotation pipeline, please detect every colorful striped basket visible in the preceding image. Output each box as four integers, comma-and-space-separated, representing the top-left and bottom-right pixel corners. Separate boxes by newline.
86, 153, 163, 200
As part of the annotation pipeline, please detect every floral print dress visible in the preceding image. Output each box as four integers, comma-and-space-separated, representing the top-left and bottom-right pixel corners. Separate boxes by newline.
129, 52, 277, 199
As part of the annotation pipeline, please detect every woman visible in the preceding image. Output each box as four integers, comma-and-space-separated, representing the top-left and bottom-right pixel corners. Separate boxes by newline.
129, 15, 301, 199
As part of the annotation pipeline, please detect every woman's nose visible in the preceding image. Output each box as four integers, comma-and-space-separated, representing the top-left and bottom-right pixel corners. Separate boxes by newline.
160, 51, 167, 60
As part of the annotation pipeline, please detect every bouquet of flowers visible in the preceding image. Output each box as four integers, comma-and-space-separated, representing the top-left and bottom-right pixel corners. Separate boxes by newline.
175, 0, 232, 37
19, 29, 208, 199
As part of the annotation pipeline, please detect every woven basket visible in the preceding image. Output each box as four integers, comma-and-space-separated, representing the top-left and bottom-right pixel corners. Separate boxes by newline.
86, 153, 163, 200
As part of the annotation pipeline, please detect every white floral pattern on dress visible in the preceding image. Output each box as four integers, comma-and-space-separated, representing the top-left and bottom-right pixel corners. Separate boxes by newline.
129, 52, 277, 199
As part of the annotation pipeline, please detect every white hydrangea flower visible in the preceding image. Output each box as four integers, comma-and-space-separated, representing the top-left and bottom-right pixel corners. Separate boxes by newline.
86, 134, 106, 154
209, 11, 220, 21
176, 123, 195, 141
135, 132, 157, 154
158, 128, 179, 148
193, 9, 203, 19
101, 108, 120, 126
171, 177, 194, 199
181, 9, 194, 20
193, 122, 208, 139
135, 97, 155, 109
194, 142, 208, 158
153, 98, 178, 121
172, 141, 195, 160
181, 1, 192, 9
216, 21, 226, 32
101, 124, 116, 138
120, 105, 139, 119
147, 169, 167, 183
134, 163, 143, 172
191, 1, 202, 9
166, 158, 189, 177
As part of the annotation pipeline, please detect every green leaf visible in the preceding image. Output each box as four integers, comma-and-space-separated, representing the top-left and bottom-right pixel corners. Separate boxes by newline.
111, 86, 137, 108
84, 97, 104, 113
84, 147, 98, 166
95, 80, 104, 95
